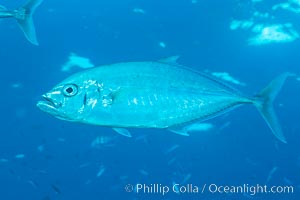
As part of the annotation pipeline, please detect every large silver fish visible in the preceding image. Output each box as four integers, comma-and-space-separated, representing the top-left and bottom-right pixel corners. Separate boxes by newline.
0, 0, 43, 45
37, 56, 290, 143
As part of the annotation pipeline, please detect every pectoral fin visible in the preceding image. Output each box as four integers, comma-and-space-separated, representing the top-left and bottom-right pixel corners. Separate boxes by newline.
112, 128, 132, 137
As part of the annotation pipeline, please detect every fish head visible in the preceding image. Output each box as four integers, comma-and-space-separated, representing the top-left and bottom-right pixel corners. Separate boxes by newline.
37, 75, 101, 122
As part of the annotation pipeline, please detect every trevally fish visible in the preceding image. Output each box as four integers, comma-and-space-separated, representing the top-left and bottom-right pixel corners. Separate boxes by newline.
37, 56, 290, 143
0, 0, 43, 45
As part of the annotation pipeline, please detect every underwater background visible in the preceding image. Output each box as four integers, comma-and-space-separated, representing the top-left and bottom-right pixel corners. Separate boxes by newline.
0, 0, 300, 199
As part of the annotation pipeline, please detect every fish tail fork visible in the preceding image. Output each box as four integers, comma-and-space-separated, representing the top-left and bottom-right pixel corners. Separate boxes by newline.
253, 72, 292, 143
13, 0, 44, 45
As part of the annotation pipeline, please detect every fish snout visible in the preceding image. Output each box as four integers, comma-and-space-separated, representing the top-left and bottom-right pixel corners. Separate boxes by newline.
37, 93, 62, 113
41, 93, 62, 108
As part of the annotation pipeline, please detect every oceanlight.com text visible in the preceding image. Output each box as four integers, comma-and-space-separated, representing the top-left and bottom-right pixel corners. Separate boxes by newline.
124, 183, 294, 196
208, 183, 294, 195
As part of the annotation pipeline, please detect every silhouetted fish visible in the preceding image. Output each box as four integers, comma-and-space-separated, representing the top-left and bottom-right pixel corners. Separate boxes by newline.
51, 184, 62, 194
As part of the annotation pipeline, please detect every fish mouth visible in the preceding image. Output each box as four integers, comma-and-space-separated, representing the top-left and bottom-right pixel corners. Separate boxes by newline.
36, 95, 60, 114
37, 95, 76, 121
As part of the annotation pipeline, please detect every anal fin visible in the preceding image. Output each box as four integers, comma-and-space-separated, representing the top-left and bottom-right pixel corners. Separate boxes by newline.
112, 128, 132, 137
168, 128, 190, 136
168, 122, 214, 136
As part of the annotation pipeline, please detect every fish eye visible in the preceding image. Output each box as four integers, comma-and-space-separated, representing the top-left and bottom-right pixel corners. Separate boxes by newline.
62, 84, 78, 97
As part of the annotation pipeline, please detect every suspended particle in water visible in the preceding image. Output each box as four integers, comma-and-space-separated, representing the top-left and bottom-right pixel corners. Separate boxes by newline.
159, 42, 166, 48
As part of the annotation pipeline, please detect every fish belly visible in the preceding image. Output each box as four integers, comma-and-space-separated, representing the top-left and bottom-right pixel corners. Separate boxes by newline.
108, 88, 244, 128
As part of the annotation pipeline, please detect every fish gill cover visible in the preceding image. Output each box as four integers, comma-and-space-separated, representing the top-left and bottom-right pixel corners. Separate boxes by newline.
0, 0, 299, 200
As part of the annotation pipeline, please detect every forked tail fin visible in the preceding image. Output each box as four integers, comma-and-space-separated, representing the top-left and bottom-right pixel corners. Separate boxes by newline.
253, 73, 292, 143
14, 0, 44, 45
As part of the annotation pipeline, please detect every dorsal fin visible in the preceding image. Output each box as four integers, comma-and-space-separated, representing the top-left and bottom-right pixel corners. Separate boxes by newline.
159, 56, 180, 65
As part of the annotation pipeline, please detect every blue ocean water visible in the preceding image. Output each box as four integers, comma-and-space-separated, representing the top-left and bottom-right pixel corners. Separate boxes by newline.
0, 0, 299, 199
